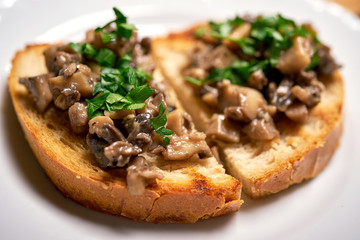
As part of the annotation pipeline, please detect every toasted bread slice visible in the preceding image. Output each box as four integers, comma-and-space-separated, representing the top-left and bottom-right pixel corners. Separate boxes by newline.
8, 44, 243, 223
152, 32, 343, 198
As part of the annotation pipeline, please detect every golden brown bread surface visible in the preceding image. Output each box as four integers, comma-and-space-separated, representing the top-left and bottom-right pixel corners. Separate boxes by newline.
8, 44, 243, 223
152, 32, 343, 198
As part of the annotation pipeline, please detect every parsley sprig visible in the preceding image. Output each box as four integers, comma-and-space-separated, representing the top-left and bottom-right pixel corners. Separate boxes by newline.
190, 14, 321, 86
95, 7, 137, 42
150, 103, 174, 146
86, 61, 154, 119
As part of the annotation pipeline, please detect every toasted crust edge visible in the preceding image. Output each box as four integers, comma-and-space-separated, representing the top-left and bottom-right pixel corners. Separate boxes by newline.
8, 44, 243, 223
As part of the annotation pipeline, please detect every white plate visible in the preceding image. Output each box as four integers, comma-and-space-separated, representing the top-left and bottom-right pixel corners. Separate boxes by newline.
1, 0, 359, 239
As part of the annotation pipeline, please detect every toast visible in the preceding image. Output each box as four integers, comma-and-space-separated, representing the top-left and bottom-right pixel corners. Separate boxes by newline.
152, 18, 343, 198
8, 9, 245, 223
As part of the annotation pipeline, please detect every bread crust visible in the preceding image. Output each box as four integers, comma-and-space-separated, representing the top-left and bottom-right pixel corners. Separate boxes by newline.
152, 30, 343, 198
8, 44, 243, 223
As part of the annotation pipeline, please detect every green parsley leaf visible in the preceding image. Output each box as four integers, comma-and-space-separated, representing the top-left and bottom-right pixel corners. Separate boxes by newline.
185, 76, 204, 86
127, 85, 155, 103
86, 93, 109, 119
150, 103, 174, 146
124, 103, 146, 110
116, 23, 137, 39
95, 7, 137, 42
194, 28, 205, 38
305, 51, 320, 71
68, 42, 83, 53
113, 7, 127, 23
117, 52, 133, 68
106, 93, 131, 104
94, 48, 116, 67
98, 31, 117, 43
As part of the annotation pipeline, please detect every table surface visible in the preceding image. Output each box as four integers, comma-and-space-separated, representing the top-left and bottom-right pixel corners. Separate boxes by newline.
327, 0, 360, 15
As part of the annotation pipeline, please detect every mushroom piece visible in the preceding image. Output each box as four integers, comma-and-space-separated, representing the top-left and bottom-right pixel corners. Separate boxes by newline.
218, 80, 267, 122
317, 44, 341, 75
201, 84, 219, 108
68, 102, 89, 134
132, 42, 155, 75
248, 69, 268, 91
126, 156, 164, 195
222, 22, 252, 50
54, 88, 81, 110
124, 113, 154, 149
166, 110, 185, 136
89, 116, 126, 143
242, 112, 279, 140
138, 93, 168, 116
190, 43, 236, 71
19, 74, 53, 112
48, 63, 97, 101
209, 45, 237, 69
163, 131, 212, 161
285, 102, 308, 122
276, 36, 313, 74
86, 133, 110, 169
103, 141, 142, 168
272, 78, 295, 112
205, 114, 241, 143
291, 85, 322, 108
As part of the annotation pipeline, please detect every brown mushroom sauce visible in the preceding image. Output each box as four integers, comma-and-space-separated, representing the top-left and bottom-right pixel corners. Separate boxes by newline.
185, 19, 340, 143
19, 29, 210, 195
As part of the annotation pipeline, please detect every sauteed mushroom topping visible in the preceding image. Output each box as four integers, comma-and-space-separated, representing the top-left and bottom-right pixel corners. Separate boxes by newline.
185, 14, 340, 142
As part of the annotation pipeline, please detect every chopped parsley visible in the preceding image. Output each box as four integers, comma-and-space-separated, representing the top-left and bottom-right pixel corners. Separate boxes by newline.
186, 59, 269, 86
150, 103, 174, 146
86, 65, 154, 119
69, 7, 174, 145
95, 7, 137, 42
69, 42, 116, 67
189, 14, 321, 86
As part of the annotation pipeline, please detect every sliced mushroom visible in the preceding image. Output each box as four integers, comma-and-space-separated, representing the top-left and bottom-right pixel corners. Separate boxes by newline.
205, 114, 241, 143
126, 156, 164, 195
150, 81, 177, 110
285, 102, 308, 122
138, 93, 167, 116
103, 141, 142, 168
68, 102, 88, 134
60, 62, 77, 78
201, 84, 219, 108
218, 80, 266, 121
48, 64, 97, 100
54, 88, 81, 110
222, 22, 252, 50
276, 36, 313, 74
19, 74, 53, 112
86, 133, 109, 169
242, 116, 279, 140
291, 85, 321, 108
132, 42, 155, 75
124, 113, 154, 149
166, 110, 185, 136
317, 44, 341, 75
273, 78, 294, 112
89, 116, 126, 143
248, 69, 268, 90
190, 42, 236, 71
163, 131, 212, 160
